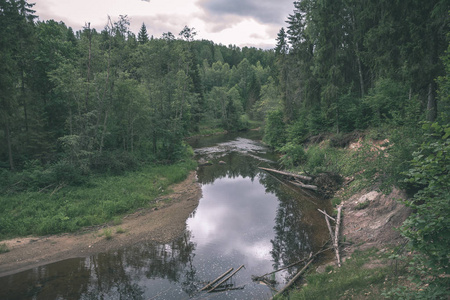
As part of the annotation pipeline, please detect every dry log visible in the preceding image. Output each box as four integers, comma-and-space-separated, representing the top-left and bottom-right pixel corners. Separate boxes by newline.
200, 267, 234, 291
208, 285, 245, 293
334, 206, 342, 267
263, 171, 319, 202
252, 258, 308, 281
324, 215, 334, 244
317, 209, 336, 221
258, 167, 313, 182
289, 180, 318, 191
271, 257, 315, 299
208, 265, 245, 293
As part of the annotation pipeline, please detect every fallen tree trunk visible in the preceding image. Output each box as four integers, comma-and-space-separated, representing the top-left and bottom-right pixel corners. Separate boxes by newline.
271, 256, 315, 299
334, 206, 342, 267
258, 167, 313, 182
289, 180, 318, 191
208, 265, 245, 293
252, 258, 308, 281
317, 208, 336, 221
263, 171, 319, 202
200, 267, 234, 291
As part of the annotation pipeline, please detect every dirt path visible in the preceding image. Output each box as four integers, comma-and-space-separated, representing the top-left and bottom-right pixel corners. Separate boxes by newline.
0, 171, 202, 277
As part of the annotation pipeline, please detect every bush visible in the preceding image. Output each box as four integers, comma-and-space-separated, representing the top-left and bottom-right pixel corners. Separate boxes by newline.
51, 160, 86, 185
398, 122, 450, 297
278, 143, 306, 168
263, 110, 286, 148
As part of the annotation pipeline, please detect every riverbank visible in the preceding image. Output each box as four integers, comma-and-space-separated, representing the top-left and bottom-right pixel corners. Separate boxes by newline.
0, 171, 202, 277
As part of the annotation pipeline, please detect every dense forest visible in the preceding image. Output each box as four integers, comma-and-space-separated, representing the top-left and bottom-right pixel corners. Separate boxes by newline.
0, 0, 277, 185
1, 0, 449, 297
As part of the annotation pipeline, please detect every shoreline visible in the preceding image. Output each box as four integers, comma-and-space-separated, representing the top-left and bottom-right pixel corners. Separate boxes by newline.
0, 171, 202, 277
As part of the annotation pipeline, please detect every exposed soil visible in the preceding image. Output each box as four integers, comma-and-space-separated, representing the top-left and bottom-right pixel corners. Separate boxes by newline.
340, 187, 411, 257
0, 171, 202, 277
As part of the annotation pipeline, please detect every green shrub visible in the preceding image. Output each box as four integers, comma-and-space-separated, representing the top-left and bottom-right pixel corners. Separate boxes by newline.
304, 145, 327, 173
116, 227, 125, 234
0, 243, 9, 254
264, 110, 286, 148
396, 122, 450, 298
103, 228, 113, 240
279, 143, 306, 168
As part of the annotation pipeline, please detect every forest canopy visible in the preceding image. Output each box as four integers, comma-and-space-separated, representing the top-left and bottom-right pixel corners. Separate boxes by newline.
0, 0, 448, 189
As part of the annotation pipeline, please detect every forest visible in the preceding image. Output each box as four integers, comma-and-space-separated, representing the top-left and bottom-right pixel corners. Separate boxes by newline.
0, 0, 449, 297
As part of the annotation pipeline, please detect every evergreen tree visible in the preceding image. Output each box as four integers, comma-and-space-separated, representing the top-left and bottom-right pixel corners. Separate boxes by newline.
137, 22, 149, 44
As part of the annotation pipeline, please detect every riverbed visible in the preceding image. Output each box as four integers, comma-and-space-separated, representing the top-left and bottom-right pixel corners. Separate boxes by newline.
0, 131, 330, 299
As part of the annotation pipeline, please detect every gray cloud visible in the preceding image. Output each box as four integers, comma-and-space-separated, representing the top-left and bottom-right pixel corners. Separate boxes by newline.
198, 0, 293, 24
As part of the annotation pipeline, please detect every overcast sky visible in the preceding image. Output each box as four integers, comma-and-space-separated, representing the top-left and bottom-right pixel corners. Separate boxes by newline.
33, 0, 294, 49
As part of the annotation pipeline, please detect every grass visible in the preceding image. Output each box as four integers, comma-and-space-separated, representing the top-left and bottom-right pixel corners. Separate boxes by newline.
0, 160, 196, 240
276, 248, 408, 300
115, 227, 125, 234
355, 201, 370, 210
102, 228, 113, 240
0, 243, 9, 254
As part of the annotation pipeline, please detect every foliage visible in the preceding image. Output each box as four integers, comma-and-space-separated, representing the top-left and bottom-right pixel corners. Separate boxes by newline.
397, 122, 450, 297
263, 110, 286, 148
0, 2, 275, 177
0, 160, 196, 239
0, 243, 9, 254
279, 248, 403, 300
278, 143, 306, 168
102, 228, 113, 240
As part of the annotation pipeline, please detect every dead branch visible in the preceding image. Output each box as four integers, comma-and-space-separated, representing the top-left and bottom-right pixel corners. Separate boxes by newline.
208, 265, 245, 293
334, 206, 342, 267
258, 167, 313, 182
317, 209, 336, 221
289, 180, 318, 191
200, 267, 234, 291
271, 257, 315, 299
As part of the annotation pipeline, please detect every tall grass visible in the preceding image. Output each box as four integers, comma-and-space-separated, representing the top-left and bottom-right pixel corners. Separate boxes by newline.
0, 160, 196, 239
277, 248, 406, 300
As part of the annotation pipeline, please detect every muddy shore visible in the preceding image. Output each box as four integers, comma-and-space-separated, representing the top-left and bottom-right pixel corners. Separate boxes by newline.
0, 171, 202, 277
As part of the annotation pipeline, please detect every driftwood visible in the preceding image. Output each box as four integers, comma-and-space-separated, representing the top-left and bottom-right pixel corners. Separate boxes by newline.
334, 206, 342, 267
200, 267, 234, 291
208, 286, 245, 293
323, 206, 342, 267
263, 170, 319, 203
324, 215, 334, 245
258, 167, 313, 182
260, 278, 279, 293
269, 241, 332, 299
208, 265, 245, 293
317, 209, 336, 221
271, 256, 316, 299
289, 180, 318, 191
252, 258, 308, 281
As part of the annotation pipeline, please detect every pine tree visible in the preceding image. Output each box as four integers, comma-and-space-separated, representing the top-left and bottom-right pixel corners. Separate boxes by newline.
137, 23, 149, 44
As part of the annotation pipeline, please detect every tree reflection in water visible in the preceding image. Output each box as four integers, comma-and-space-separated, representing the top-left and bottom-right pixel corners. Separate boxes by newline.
0, 134, 330, 300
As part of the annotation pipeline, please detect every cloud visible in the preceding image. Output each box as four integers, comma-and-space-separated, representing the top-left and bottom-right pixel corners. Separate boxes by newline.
198, 0, 293, 24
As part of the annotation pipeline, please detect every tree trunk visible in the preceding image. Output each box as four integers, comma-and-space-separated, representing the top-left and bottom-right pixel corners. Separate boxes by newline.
356, 46, 365, 97
85, 22, 92, 113
21, 70, 29, 132
427, 82, 437, 122
5, 121, 15, 171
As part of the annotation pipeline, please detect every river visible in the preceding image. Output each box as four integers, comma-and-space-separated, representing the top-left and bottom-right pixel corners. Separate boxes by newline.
0, 131, 330, 299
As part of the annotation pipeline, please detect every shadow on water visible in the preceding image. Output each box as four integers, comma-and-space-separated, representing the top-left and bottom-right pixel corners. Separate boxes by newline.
0, 131, 331, 300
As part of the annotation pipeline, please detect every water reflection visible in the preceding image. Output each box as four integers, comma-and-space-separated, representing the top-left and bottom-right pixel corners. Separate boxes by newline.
0, 134, 330, 300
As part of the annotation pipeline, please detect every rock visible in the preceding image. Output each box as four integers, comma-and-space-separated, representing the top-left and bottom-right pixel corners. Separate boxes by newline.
198, 158, 212, 166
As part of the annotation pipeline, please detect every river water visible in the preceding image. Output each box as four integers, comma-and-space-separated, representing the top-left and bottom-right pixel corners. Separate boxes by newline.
0, 131, 330, 300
